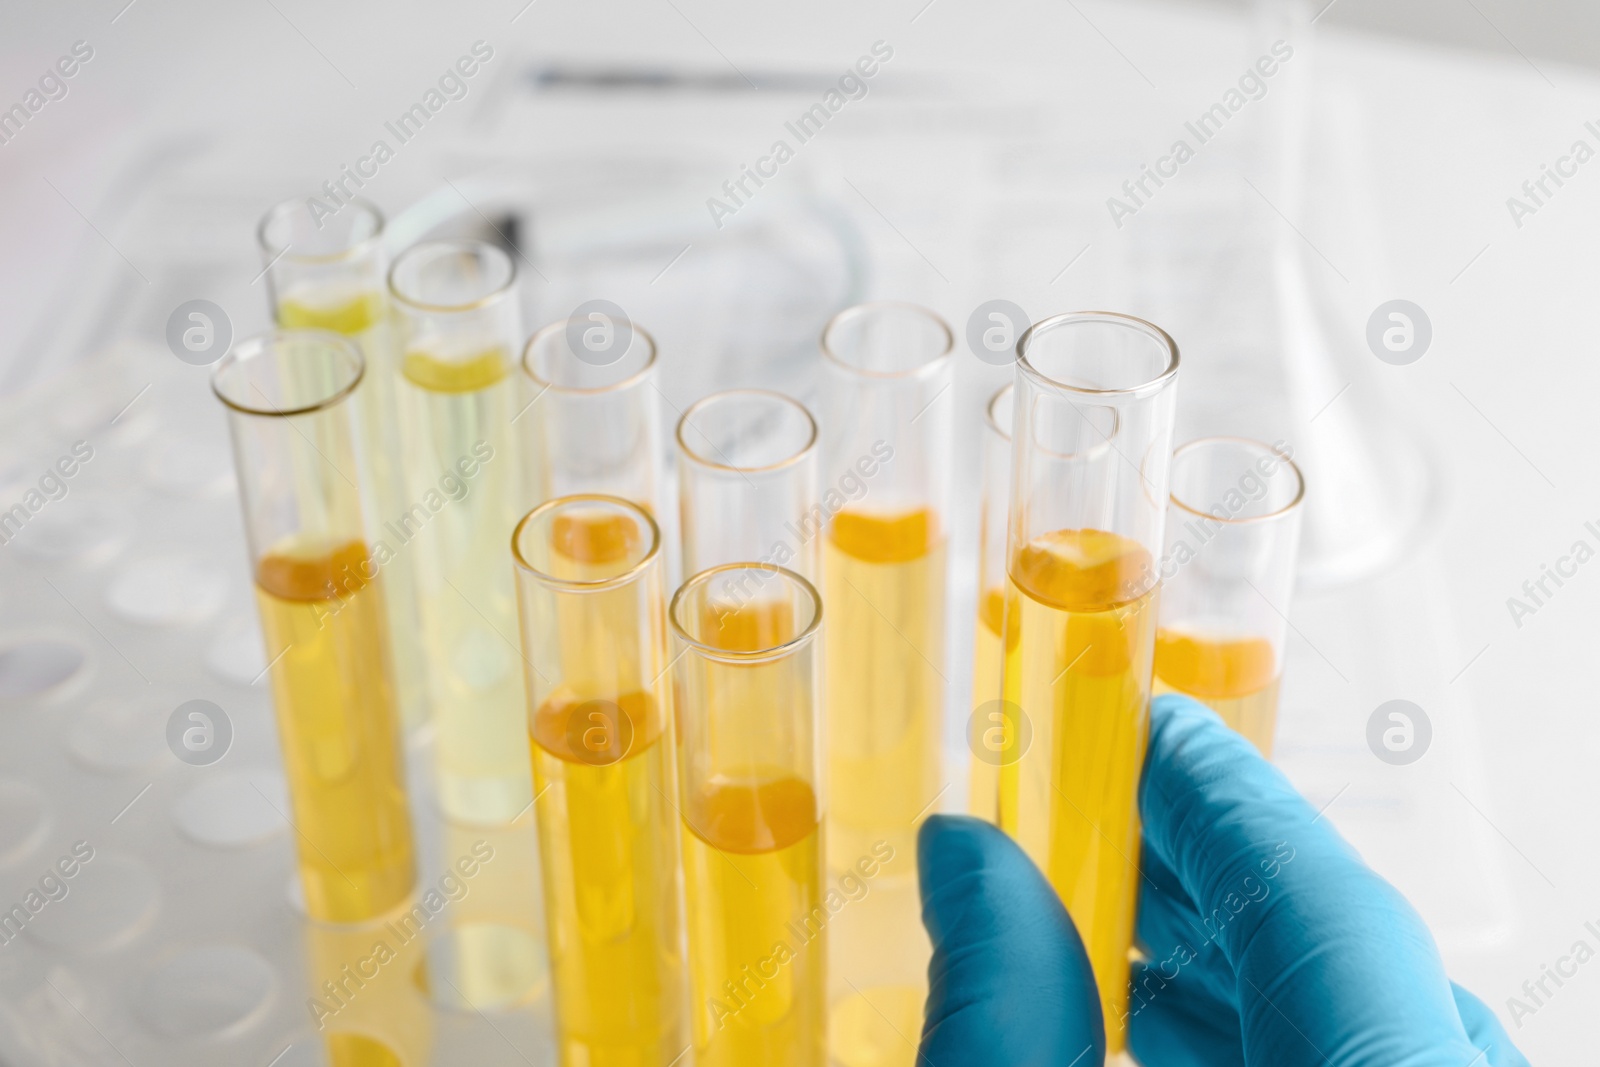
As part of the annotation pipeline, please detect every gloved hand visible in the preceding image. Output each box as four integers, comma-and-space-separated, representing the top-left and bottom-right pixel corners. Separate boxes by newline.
916, 693, 1529, 1066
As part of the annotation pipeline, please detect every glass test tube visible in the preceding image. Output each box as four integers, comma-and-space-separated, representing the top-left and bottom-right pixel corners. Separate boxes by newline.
669, 564, 826, 1067
1153, 437, 1304, 756
998, 312, 1179, 1053
967, 383, 1013, 824
213, 331, 414, 923
512, 495, 685, 1066
819, 302, 953, 872
258, 198, 430, 733
676, 389, 819, 582
388, 240, 532, 825
521, 317, 665, 519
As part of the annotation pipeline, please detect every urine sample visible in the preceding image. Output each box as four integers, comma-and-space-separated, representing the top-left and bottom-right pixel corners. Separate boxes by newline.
968, 384, 1012, 824
669, 564, 825, 1067
676, 389, 819, 582
389, 241, 532, 825
512, 496, 685, 1066
998, 312, 1179, 1054
259, 198, 430, 732
521, 316, 665, 519
213, 331, 415, 924
819, 302, 953, 872
1153, 437, 1304, 756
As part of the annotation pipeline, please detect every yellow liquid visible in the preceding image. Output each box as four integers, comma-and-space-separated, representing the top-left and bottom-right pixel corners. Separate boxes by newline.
1154, 629, 1281, 756
998, 529, 1156, 1053
824, 509, 946, 870
278, 286, 432, 736
255, 539, 414, 923
967, 588, 1006, 823
403, 348, 510, 393
399, 347, 531, 823
325, 1035, 401, 1066
683, 776, 825, 1067
551, 510, 644, 569
278, 289, 384, 335
532, 690, 684, 1066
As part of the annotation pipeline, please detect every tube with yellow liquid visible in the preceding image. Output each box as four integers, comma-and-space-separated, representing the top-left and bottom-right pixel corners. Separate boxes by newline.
999, 312, 1180, 1058
1153, 436, 1304, 756
258, 198, 430, 733
515, 495, 684, 1062
818, 302, 953, 872
389, 241, 532, 825
213, 331, 415, 924
967, 383, 1013, 824
669, 564, 825, 1067
512, 495, 684, 1065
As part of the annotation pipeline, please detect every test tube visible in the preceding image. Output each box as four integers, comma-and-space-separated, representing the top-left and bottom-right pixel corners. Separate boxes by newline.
669, 564, 825, 1067
388, 240, 532, 825
1153, 437, 1304, 756
512, 495, 685, 1065
212, 330, 414, 923
967, 383, 1013, 824
818, 302, 952, 872
258, 198, 430, 732
676, 389, 819, 581
521, 317, 665, 519
998, 312, 1179, 1054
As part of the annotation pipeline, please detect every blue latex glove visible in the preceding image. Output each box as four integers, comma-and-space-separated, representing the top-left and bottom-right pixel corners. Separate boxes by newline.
917, 693, 1529, 1066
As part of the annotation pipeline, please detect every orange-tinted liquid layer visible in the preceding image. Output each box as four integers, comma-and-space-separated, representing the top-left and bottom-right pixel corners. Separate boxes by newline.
1154, 629, 1281, 756
552, 511, 642, 568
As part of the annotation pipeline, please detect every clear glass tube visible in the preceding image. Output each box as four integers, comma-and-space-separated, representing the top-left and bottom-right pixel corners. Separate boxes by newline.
388, 240, 531, 825
668, 564, 825, 1067
676, 389, 819, 582
521, 318, 665, 521
998, 311, 1179, 1054
258, 198, 431, 733
212, 330, 415, 924
818, 302, 953, 873
967, 383, 1013, 824
512, 495, 685, 1065
1153, 437, 1304, 756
